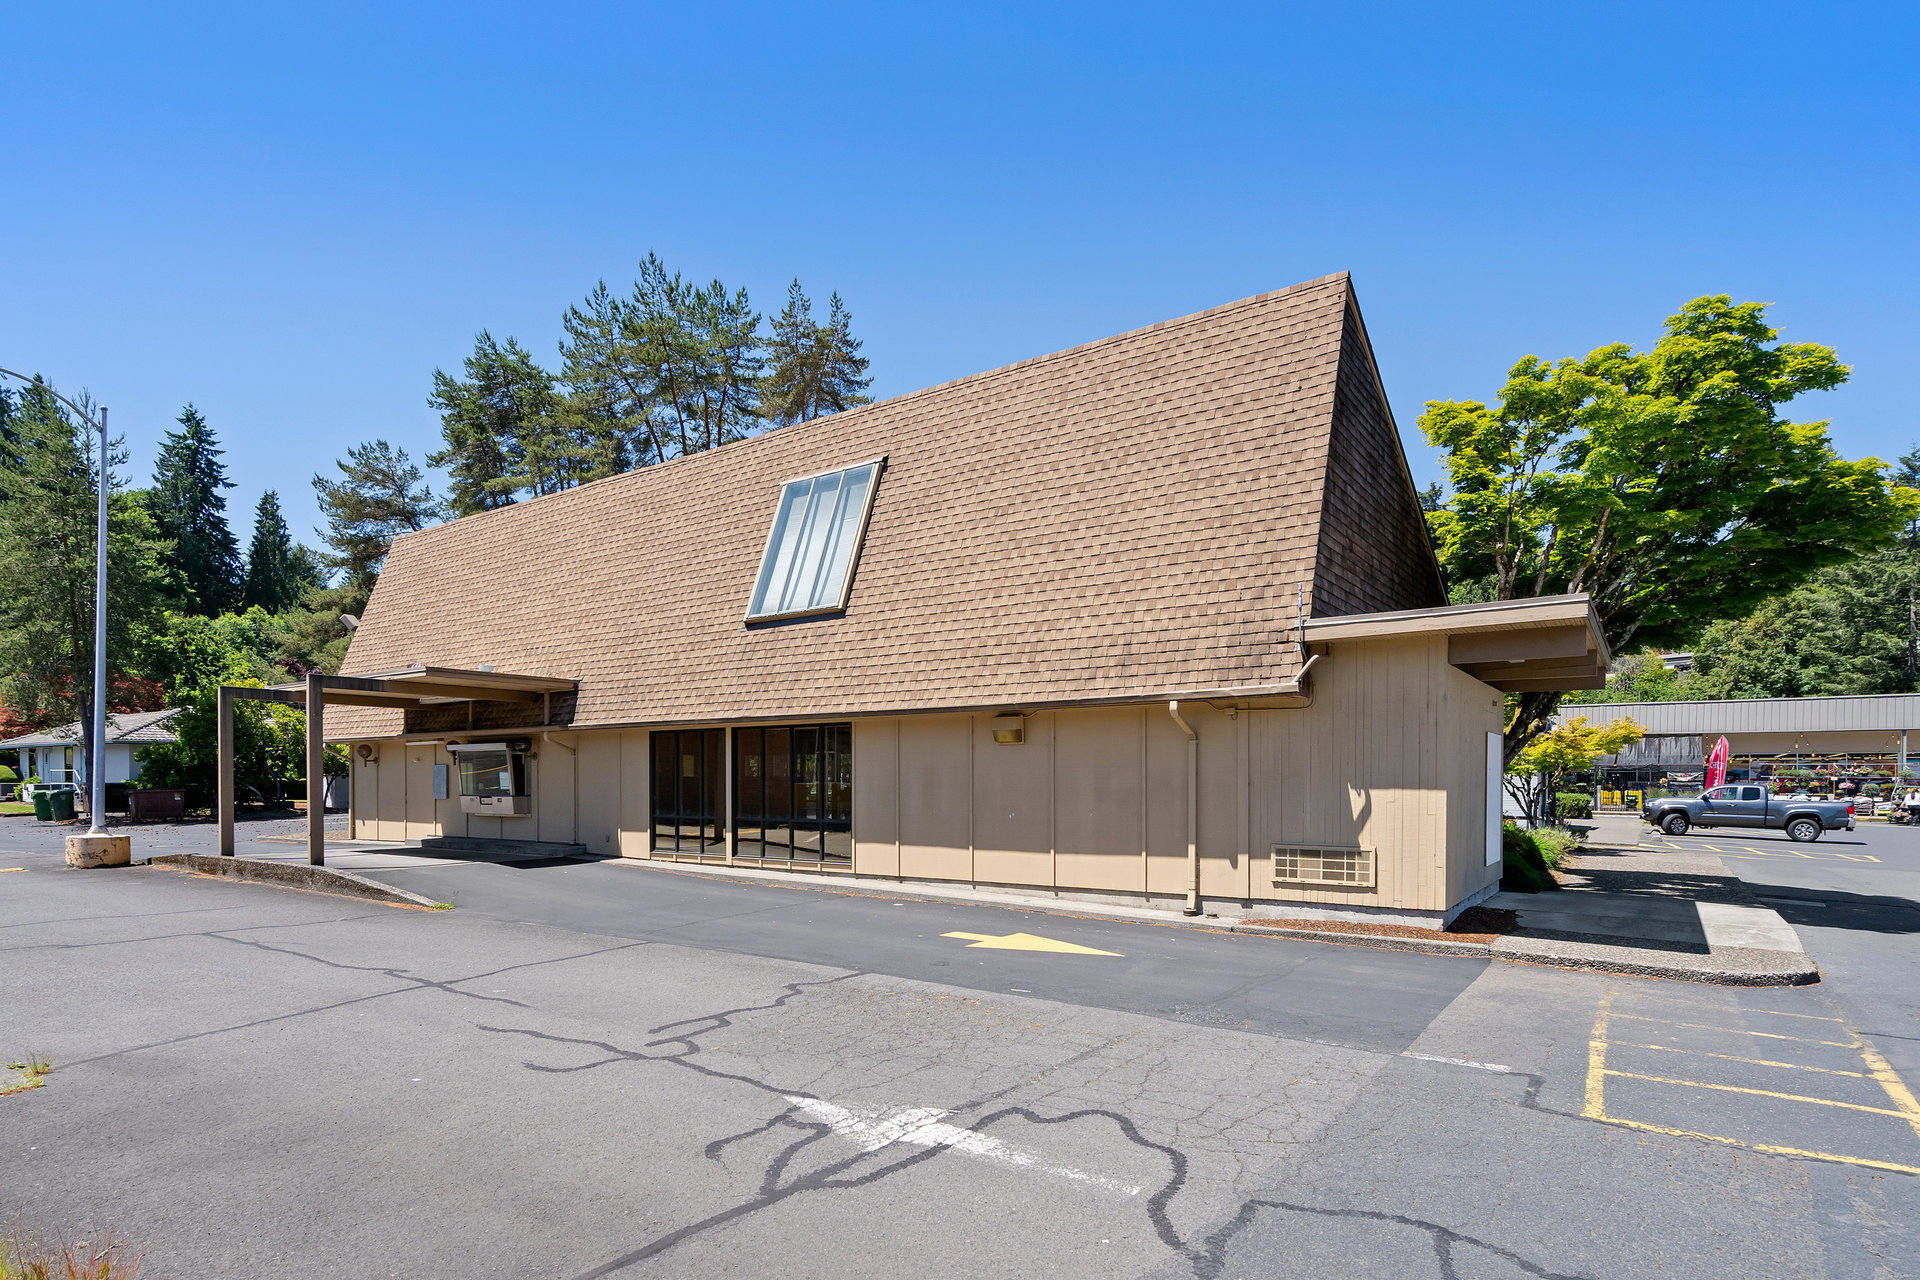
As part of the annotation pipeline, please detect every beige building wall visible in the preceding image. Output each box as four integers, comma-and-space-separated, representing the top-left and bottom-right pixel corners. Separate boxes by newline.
346, 634, 1504, 917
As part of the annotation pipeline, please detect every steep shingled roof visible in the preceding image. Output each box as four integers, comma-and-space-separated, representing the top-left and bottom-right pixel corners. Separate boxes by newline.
331, 272, 1442, 735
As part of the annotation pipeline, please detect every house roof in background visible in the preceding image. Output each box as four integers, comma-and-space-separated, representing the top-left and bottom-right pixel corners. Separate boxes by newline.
0, 707, 185, 749
332, 272, 1443, 735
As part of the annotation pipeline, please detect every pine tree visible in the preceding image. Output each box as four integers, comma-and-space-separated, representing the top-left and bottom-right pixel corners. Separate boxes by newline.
0, 380, 167, 771
312, 440, 436, 607
149, 405, 242, 614
762, 280, 872, 426
426, 332, 564, 516
243, 490, 314, 612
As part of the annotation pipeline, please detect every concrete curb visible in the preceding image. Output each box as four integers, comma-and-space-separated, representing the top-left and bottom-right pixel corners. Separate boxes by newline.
1491, 936, 1820, 987
1229, 922, 1491, 959
630, 858, 1806, 978
150, 854, 443, 909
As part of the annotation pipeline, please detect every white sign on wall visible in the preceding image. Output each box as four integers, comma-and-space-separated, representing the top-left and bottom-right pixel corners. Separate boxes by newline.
1486, 731, 1503, 866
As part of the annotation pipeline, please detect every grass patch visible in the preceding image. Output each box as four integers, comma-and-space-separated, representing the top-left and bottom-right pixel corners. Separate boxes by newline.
1, 1054, 50, 1096
0, 1219, 145, 1278
430, 903, 454, 911
0, 803, 35, 816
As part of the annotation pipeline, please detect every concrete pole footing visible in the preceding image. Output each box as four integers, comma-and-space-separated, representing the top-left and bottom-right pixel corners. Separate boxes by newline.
65, 834, 131, 868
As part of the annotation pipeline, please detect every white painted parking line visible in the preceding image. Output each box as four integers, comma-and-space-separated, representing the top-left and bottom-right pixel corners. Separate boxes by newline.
787, 1096, 1145, 1196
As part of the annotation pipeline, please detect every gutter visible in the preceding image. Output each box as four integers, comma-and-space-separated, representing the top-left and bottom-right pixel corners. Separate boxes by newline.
1167, 701, 1200, 915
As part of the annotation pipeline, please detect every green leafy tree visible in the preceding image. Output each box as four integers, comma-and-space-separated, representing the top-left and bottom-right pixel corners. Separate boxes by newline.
762, 281, 873, 426
149, 405, 242, 614
1421, 296, 1918, 762
312, 440, 436, 608
135, 607, 283, 700
1507, 715, 1644, 818
137, 679, 325, 807
242, 490, 320, 612
0, 381, 169, 778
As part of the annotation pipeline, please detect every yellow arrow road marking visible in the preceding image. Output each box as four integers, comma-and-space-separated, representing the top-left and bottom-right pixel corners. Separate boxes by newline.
942, 931, 1122, 956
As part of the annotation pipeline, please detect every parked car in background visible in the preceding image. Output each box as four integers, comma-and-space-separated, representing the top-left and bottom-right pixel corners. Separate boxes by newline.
1643, 784, 1855, 842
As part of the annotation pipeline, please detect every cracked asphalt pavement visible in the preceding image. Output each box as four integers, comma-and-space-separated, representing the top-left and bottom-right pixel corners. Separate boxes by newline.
2, 819, 1917, 1278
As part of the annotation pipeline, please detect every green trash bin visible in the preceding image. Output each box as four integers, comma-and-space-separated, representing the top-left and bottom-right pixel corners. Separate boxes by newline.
31, 790, 51, 820
47, 790, 74, 821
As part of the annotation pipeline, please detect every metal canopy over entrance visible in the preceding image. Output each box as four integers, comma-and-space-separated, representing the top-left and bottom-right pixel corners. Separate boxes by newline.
216, 666, 577, 866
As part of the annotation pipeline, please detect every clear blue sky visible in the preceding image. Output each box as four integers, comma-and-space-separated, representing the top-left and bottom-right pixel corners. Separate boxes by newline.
5, 2, 1915, 550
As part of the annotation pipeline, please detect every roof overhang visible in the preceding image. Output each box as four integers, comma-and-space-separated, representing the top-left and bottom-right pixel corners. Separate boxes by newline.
260, 665, 578, 710
1303, 594, 1611, 693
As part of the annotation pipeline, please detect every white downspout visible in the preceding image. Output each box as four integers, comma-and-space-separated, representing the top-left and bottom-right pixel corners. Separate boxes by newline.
1168, 701, 1200, 915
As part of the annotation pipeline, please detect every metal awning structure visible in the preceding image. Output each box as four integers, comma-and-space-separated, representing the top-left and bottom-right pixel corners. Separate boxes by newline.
216, 666, 578, 867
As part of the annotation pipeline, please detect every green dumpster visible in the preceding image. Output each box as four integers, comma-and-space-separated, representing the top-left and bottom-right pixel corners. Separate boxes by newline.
47, 790, 74, 821
31, 790, 51, 820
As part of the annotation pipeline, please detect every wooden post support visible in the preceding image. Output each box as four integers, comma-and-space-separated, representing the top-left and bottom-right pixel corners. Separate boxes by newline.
307, 672, 325, 867
217, 685, 235, 857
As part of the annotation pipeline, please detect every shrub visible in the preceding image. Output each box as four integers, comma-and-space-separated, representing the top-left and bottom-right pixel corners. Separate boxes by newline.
1555, 791, 1594, 820
1500, 824, 1556, 892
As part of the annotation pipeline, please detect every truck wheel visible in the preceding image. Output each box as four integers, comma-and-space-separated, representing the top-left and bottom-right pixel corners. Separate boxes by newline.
1661, 813, 1690, 837
1785, 817, 1822, 843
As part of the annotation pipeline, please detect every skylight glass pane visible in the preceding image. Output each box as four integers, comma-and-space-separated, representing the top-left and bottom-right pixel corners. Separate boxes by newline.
747, 462, 880, 619
748, 479, 813, 618
807, 464, 874, 610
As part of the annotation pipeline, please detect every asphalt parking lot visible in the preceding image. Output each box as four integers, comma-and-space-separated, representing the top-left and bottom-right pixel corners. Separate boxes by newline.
3, 816, 1917, 1278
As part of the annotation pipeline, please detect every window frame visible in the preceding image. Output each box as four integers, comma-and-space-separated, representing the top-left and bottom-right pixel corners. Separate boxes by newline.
743, 456, 887, 624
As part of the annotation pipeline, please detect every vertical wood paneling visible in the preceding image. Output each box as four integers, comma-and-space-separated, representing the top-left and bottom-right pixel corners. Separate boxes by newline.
898, 714, 971, 881
972, 712, 1053, 886
405, 747, 435, 839
577, 732, 621, 854
618, 730, 651, 858
375, 749, 406, 841
1055, 707, 1143, 891
853, 718, 901, 876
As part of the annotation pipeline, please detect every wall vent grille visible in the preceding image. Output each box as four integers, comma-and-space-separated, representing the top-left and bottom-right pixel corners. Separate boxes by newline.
1272, 845, 1374, 888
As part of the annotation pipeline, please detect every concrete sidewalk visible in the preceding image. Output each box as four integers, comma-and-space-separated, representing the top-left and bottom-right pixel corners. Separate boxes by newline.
1487, 815, 1818, 985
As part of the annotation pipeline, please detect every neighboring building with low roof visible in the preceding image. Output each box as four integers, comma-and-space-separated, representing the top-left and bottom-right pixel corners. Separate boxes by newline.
260, 273, 1607, 925
1570, 693, 1920, 789
0, 708, 184, 786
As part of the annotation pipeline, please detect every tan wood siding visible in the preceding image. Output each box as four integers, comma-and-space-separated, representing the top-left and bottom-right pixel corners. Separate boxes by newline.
618, 730, 650, 858
1054, 706, 1147, 892
972, 711, 1054, 887
897, 714, 972, 881
852, 718, 901, 876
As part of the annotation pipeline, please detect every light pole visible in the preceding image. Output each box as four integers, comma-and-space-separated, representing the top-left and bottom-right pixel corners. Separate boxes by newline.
0, 368, 113, 841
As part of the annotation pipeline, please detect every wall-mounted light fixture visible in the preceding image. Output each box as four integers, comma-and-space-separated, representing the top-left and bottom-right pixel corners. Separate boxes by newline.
990, 713, 1026, 745
355, 744, 376, 762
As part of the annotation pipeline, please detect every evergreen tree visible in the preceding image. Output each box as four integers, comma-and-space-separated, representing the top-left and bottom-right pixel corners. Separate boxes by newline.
427, 332, 564, 516
149, 405, 242, 614
559, 254, 769, 467
242, 490, 314, 612
762, 280, 872, 426
0, 380, 168, 774
312, 440, 436, 607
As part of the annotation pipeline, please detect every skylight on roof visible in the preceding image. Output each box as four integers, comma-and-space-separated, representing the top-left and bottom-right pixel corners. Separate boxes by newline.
746, 459, 883, 621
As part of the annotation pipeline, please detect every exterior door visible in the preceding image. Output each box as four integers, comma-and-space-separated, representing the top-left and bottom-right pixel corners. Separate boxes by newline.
1696, 785, 1739, 825
1720, 784, 1769, 827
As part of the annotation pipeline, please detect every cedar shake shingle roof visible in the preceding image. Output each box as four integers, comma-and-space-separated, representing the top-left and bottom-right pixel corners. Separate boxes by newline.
332, 272, 1444, 736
